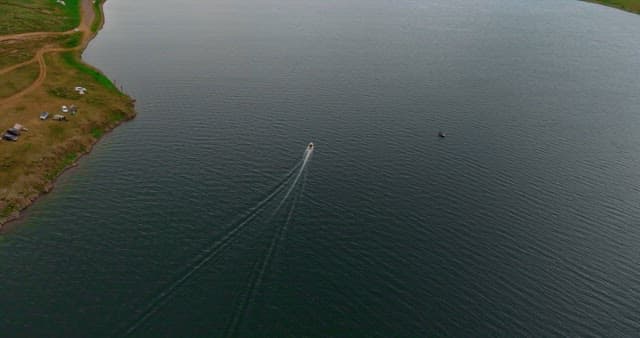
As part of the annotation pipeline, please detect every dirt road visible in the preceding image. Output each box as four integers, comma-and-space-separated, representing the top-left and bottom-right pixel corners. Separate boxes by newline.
0, 0, 98, 105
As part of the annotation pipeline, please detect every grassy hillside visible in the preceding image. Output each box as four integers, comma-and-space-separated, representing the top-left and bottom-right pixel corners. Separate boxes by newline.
586, 0, 640, 14
0, 0, 135, 224
0, 0, 81, 35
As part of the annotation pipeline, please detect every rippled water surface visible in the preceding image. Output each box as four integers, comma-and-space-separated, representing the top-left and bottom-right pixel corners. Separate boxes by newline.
2, 0, 640, 335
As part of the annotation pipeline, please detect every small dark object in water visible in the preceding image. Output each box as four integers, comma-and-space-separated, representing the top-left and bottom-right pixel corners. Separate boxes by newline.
438, 131, 446, 138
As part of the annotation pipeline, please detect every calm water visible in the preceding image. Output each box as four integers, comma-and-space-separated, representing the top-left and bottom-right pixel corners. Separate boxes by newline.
2, 0, 640, 335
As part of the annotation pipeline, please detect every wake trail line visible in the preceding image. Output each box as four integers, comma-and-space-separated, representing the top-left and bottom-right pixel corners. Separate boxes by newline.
286, 165, 309, 225
273, 148, 313, 216
225, 148, 313, 337
118, 160, 303, 337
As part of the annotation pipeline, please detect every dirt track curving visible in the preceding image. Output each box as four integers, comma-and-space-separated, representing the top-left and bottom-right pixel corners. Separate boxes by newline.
0, 58, 37, 76
0, 0, 96, 105
0, 29, 76, 43
1, 47, 68, 104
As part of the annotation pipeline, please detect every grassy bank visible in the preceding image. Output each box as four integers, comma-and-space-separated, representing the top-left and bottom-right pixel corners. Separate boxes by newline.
91, 0, 104, 33
0, 0, 135, 226
0, 62, 40, 98
585, 0, 640, 14
0, 0, 81, 35
60, 51, 118, 91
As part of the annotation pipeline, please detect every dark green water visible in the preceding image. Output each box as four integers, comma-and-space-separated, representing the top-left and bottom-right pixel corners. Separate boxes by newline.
2, 0, 640, 335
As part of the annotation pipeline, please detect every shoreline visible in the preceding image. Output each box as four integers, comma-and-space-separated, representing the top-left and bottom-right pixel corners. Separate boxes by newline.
0, 122, 122, 234
582, 0, 640, 14
0, 0, 136, 230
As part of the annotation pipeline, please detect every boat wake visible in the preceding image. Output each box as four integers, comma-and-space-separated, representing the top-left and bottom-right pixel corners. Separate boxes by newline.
118, 143, 314, 336
225, 146, 312, 336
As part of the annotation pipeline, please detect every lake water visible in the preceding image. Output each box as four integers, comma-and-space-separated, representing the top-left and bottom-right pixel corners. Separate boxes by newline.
2, 0, 640, 335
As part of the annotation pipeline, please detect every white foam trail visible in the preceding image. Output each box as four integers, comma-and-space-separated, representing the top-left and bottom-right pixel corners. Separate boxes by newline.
285, 166, 308, 225
225, 146, 313, 337
120, 158, 303, 336
272, 148, 312, 216
225, 203, 295, 337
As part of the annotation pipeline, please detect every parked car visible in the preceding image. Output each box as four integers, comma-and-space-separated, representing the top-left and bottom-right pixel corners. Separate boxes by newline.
6, 127, 20, 136
2, 133, 17, 141
40, 112, 49, 120
61, 105, 69, 113
53, 114, 67, 121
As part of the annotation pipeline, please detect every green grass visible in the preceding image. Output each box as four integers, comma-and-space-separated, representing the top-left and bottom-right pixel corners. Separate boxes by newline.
91, 0, 104, 33
45, 151, 78, 180
0, 34, 80, 69
21, 143, 34, 152
48, 124, 67, 141
62, 152, 77, 166
109, 110, 126, 123
1, 204, 15, 218
0, 158, 15, 171
586, 0, 640, 13
62, 32, 83, 48
61, 0, 81, 28
48, 86, 82, 99
0, 41, 34, 69
60, 51, 117, 91
0, 0, 81, 35
0, 0, 137, 224
0, 62, 40, 98
90, 127, 104, 138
